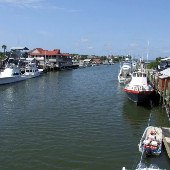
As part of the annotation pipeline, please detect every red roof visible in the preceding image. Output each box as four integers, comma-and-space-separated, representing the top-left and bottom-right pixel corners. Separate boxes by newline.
30, 48, 70, 57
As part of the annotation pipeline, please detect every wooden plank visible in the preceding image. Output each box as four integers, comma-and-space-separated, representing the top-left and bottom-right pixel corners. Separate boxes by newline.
162, 127, 170, 158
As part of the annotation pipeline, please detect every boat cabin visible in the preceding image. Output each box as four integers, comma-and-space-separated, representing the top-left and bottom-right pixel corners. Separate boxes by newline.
130, 72, 148, 86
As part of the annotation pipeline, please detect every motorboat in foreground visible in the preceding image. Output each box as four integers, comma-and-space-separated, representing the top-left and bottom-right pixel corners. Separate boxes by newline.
123, 71, 154, 105
24, 62, 41, 78
0, 59, 27, 85
138, 126, 162, 156
122, 163, 166, 170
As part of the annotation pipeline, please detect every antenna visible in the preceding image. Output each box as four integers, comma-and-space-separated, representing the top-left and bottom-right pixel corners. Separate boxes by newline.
146, 40, 149, 62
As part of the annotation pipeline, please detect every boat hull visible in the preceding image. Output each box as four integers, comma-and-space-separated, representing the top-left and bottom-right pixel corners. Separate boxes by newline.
124, 89, 153, 105
24, 72, 40, 79
0, 76, 27, 85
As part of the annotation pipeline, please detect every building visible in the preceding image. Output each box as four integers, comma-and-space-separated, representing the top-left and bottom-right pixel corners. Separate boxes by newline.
158, 68, 170, 91
10, 46, 29, 59
29, 48, 72, 69
92, 58, 102, 65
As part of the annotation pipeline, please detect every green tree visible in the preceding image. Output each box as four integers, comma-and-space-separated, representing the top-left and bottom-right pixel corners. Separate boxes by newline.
2, 45, 7, 55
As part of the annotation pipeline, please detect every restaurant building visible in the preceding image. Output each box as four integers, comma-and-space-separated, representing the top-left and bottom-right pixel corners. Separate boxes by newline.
29, 48, 73, 69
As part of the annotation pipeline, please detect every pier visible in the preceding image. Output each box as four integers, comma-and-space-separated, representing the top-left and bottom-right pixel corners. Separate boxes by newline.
146, 67, 170, 116
162, 127, 170, 158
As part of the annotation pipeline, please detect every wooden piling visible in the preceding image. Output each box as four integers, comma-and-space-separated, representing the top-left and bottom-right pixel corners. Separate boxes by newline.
162, 127, 170, 159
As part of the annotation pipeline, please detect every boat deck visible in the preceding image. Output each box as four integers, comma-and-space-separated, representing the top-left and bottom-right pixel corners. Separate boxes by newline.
162, 127, 170, 158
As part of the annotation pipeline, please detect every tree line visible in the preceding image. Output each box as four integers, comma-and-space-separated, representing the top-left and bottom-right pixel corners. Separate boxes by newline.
0, 45, 7, 60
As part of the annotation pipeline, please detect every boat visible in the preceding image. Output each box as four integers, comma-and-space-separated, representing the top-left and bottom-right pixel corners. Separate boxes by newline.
122, 163, 166, 170
24, 62, 41, 78
138, 126, 162, 156
118, 59, 132, 84
123, 71, 154, 105
0, 58, 27, 85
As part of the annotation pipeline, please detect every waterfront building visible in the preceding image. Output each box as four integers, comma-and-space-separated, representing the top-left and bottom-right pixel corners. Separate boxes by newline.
10, 47, 29, 59
29, 48, 72, 70
158, 68, 170, 92
92, 58, 103, 65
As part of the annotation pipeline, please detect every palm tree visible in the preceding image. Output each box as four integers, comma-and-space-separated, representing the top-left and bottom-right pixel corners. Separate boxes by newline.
2, 45, 7, 55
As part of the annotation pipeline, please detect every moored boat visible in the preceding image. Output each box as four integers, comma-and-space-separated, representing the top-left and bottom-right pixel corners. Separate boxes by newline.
118, 60, 132, 84
123, 71, 154, 105
0, 58, 27, 85
138, 126, 162, 156
24, 62, 41, 78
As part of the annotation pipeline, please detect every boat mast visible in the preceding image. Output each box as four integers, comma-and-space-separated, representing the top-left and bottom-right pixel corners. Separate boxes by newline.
146, 40, 149, 62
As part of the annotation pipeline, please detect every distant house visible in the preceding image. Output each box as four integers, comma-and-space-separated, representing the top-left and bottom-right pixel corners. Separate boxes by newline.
10, 46, 29, 59
92, 58, 102, 65
29, 48, 72, 69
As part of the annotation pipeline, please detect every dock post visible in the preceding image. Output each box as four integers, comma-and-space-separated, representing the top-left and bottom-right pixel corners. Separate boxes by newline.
163, 79, 167, 106
168, 82, 170, 106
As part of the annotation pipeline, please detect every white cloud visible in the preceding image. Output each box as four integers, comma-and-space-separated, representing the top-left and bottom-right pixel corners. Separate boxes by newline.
87, 46, 94, 50
0, 0, 44, 8
80, 38, 89, 43
129, 43, 139, 47
0, 0, 82, 12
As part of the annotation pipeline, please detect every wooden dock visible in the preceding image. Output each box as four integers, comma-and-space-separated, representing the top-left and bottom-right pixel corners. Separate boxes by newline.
162, 127, 170, 158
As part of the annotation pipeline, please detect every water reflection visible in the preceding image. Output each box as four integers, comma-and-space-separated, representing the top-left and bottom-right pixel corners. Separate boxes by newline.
123, 99, 151, 126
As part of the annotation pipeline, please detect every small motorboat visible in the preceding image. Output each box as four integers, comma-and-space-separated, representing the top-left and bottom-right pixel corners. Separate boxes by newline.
138, 126, 162, 156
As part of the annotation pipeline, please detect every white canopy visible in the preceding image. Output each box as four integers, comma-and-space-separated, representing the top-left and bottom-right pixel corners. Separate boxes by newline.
160, 68, 170, 77
161, 57, 170, 61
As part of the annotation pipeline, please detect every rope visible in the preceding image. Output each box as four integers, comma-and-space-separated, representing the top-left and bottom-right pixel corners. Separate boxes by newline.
147, 111, 152, 127
133, 111, 152, 169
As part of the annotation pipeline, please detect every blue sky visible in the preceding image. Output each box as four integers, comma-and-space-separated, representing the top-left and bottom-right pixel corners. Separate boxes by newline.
0, 0, 170, 59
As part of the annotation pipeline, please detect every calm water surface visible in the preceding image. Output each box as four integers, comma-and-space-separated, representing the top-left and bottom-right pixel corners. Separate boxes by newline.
0, 64, 169, 170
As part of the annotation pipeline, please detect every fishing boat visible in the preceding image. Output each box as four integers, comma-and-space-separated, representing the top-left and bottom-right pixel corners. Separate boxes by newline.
122, 163, 166, 170
138, 126, 162, 156
123, 71, 154, 105
0, 58, 27, 85
24, 62, 41, 78
118, 59, 132, 84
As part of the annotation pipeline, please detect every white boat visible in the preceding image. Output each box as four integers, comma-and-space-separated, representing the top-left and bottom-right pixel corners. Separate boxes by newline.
0, 59, 27, 85
118, 60, 132, 84
24, 62, 41, 78
124, 71, 154, 105
138, 126, 162, 156
122, 163, 166, 170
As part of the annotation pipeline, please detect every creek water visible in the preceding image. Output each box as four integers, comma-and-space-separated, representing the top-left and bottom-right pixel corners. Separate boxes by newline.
0, 63, 169, 170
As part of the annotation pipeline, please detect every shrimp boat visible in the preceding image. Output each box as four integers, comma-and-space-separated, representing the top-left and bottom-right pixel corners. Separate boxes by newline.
138, 126, 162, 156
123, 71, 154, 105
